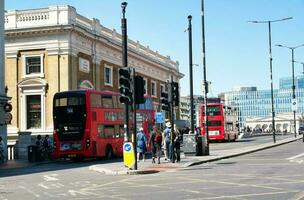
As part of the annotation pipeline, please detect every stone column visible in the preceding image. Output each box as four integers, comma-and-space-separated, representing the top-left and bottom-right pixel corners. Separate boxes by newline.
0, 0, 9, 163
17, 131, 32, 160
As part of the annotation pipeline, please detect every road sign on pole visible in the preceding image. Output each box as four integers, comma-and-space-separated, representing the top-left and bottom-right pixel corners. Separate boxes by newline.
123, 142, 135, 169
155, 112, 164, 124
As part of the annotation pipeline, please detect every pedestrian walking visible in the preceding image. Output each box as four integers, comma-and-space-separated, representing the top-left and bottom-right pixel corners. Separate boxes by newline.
154, 126, 163, 164
35, 135, 43, 161
0, 136, 5, 163
148, 125, 157, 163
43, 135, 52, 160
163, 122, 171, 161
137, 127, 147, 162
174, 125, 181, 162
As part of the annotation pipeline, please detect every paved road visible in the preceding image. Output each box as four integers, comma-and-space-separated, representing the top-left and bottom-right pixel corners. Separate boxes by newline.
1, 138, 303, 199
209, 133, 293, 152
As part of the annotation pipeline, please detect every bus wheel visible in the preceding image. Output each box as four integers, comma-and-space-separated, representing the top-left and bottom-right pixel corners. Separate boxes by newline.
105, 145, 113, 160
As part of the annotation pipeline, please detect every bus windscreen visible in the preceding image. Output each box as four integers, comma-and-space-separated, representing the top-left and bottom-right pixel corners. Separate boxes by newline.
206, 105, 221, 116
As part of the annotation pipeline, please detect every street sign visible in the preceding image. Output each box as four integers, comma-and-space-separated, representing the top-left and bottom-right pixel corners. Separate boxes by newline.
155, 112, 164, 124
292, 98, 297, 112
123, 142, 135, 168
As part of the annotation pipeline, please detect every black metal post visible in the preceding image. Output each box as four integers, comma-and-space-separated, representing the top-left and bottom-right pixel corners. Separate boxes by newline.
201, 0, 209, 155
132, 68, 137, 170
268, 21, 276, 143
170, 76, 175, 163
291, 49, 297, 138
188, 15, 195, 134
121, 2, 129, 141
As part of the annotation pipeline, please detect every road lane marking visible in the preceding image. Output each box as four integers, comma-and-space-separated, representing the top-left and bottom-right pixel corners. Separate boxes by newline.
68, 189, 98, 197
43, 174, 59, 181
18, 186, 40, 198
287, 152, 304, 160
290, 191, 304, 200
38, 183, 49, 189
189, 191, 299, 200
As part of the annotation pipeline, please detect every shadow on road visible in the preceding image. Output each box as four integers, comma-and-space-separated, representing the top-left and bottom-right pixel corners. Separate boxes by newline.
0, 157, 123, 178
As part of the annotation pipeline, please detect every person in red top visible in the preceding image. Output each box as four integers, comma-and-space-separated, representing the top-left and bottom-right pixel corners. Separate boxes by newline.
154, 126, 163, 164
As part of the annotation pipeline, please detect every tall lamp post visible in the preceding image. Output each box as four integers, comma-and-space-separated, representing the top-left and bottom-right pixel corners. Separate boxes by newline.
187, 15, 195, 134
276, 44, 304, 138
248, 17, 292, 143
201, 0, 209, 155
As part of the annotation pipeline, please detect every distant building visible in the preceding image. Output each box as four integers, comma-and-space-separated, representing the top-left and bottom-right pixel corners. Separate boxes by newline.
180, 95, 204, 127
222, 75, 304, 133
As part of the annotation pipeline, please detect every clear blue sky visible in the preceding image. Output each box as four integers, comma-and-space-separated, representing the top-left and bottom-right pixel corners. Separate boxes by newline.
6, 0, 304, 96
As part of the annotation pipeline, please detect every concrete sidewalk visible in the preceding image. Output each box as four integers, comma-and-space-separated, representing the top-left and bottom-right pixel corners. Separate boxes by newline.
89, 135, 303, 175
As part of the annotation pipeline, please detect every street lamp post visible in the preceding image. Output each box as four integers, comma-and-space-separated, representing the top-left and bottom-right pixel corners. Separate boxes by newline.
248, 17, 292, 143
276, 44, 304, 138
121, 2, 129, 141
201, 0, 209, 155
187, 15, 195, 134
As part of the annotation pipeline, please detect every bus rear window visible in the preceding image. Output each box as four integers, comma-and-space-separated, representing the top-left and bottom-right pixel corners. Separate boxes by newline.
55, 97, 85, 107
208, 121, 221, 126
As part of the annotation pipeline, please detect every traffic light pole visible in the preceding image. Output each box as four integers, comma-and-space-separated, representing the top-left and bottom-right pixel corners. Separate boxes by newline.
121, 2, 129, 141
201, 0, 209, 155
132, 68, 137, 170
188, 15, 195, 134
170, 76, 175, 163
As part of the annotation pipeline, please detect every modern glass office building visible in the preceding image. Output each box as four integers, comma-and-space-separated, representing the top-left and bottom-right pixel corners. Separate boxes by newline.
222, 75, 304, 128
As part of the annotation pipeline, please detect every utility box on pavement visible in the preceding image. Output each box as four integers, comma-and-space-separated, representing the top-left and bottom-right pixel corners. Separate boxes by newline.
196, 135, 206, 156
28, 145, 37, 162
182, 134, 196, 155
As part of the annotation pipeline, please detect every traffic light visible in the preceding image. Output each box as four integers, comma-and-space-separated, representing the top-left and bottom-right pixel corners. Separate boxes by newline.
134, 76, 145, 104
160, 92, 169, 111
172, 82, 179, 107
3, 102, 13, 124
119, 67, 132, 104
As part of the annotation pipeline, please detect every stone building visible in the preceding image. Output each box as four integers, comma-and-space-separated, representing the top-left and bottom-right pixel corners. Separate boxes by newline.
4, 5, 183, 146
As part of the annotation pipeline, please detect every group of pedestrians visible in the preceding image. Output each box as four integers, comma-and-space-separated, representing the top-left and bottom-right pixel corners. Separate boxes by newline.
35, 134, 53, 161
136, 122, 182, 164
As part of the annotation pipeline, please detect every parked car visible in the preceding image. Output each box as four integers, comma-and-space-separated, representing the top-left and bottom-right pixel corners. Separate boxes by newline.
298, 126, 304, 135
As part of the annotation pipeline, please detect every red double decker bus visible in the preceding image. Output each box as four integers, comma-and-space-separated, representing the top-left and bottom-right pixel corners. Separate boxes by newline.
53, 89, 154, 160
200, 100, 238, 142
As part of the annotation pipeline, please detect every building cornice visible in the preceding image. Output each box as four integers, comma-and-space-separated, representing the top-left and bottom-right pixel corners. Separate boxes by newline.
5, 5, 184, 79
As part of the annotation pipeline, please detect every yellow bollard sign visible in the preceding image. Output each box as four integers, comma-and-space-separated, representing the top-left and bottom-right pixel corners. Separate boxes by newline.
123, 142, 135, 168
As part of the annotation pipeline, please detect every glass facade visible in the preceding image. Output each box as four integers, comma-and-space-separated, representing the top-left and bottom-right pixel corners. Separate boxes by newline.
223, 76, 304, 127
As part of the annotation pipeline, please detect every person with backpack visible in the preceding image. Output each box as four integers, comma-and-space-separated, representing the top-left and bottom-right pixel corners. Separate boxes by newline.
148, 125, 157, 163
154, 126, 163, 164
137, 127, 147, 162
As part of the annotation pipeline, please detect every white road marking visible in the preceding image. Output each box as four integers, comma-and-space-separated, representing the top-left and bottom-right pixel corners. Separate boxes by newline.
290, 191, 304, 200
18, 186, 40, 198
68, 189, 98, 197
287, 152, 304, 160
38, 183, 49, 189
43, 174, 59, 181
